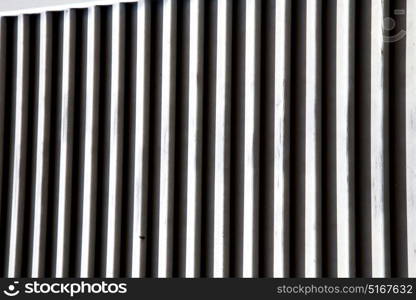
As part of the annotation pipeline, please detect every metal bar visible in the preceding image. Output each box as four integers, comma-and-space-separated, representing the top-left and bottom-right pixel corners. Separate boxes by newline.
156, 0, 176, 278
272, 0, 290, 278
29, 12, 52, 278
184, 0, 204, 278
128, 0, 150, 278
53, 9, 76, 278
335, 0, 354, 278
212, 0, 232, 278
406, 0, 416, 279
103, 3, 125, 278
78, 6, 100, 278
370, 0, 388, 278
6, 15, 30, 278
304, 0, 321, 278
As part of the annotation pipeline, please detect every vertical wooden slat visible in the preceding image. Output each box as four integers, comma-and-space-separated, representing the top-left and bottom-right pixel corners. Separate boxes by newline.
240, 0, 261, 278
335, 0, 355, 278
53, 9, 76, 278
6, 15, 30, 278
183, 0, 204, 278
370, 0, 389, 278
128, 0, 150, 278
78, 7, 100, 278
211, 0, 232, 278
406, 0, 416, 279
29, 12, 52, 278
272, 0, 291, 278
304, 0, 322, 278
103, 3, 125, 278
155, 0, 177, 278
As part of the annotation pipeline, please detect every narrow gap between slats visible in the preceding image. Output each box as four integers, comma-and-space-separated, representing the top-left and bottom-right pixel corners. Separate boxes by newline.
0, 16, 16, 278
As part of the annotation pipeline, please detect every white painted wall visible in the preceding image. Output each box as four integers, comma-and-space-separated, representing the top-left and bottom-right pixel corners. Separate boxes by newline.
0, 0, 135, 15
